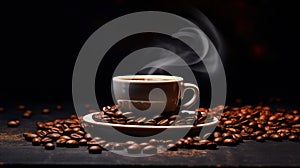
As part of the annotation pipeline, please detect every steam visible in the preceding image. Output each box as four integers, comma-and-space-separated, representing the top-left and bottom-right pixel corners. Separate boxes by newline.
141, 10, 224, 75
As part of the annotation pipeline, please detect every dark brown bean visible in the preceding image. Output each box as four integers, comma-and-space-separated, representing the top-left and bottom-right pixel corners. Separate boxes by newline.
166, 144, 178, 151
270, 134, 282, 141
17, 105, 26, 110
32, 137, 42, 146
42, 108, 51, 114
288, 135, 299, 141
222, 132, 233, 139
207, 142, 218, 149
56, 138, 67, 147
214, 137, 224, 145
44, 143, 55, 150
56, 105, 63, 110
157, 119, 169, 126
65, 140, 79, 148
48, 133, 61, 140
223, 139, 236, 146
213, 132, 222, 138
114, 143, 124, 150
24, 133, 38, 141
22, 110, 33, 118
142, 145, 157, 154
256, 136, 265, 142
88, 146, 102, 154
191, 142, 207, 150
7, 120, 20, 127
79, 139, 88, 146
41, 137, 53, 144
127, 144, 141, 154
103, 143, 113, 150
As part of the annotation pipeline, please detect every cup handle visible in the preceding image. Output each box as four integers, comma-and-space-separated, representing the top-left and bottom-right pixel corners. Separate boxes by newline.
181, 83, 200, 108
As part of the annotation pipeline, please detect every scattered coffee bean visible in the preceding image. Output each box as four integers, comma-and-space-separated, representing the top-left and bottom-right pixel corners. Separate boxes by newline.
44, 143, 55, 150
256, 136, 265, 142
56, 105, 63, 110
142, 145, 157, 154
17, 105, 26, 110
114, 143, 124, 150
270, 134, 282, 141
127, 144, 141, 154
22, 110, 33, 118
88, 146, 102, 154
7, 120, 20, 127
42, 108, 51, 114
166, 144, 178, 151
56, 138, 67, 147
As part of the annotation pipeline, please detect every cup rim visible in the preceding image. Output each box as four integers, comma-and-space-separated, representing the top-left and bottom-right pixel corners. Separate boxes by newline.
113, 75, 183, 83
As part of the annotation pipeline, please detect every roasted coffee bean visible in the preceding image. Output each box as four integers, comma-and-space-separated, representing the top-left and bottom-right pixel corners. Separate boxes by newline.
223, 139, 236, 146
213, 137, 223, 145
17, 105, 26, 110
149, 139, 159, 146
36, 122, 45, 129
175, 140, 183, 148
41, 137, 53, 144
84, 133, 93, 140
191, 142, 207, 150
222, 132, 233, 139
32, 137, 42, 146
232, 134, 243, 142
213, 132, 222, 138
88, 146, 102, 154
127, 144, 141, 154
207, 142, 217, 149
56, 105, 63, 110
24, 133, 38, 141
79, 139, 88, 146
48, 133, 61, 140
87, 141, 100, 146
144, 119, 156, 125
22, 110, 33, 118
142, 145, 157, 154
139, 142, 150, 148
44, 143, 55, 150
103, 143, 113, 150
56, 138, 67, 147
42, 108, 51, 114
262, 134, 269, 139
288, 135, 299, 141
70, 133, 83, 140
256, 136, 265, 142
166, 144, 178, 151
127, 120, 138, 125
65, 140, 79, 148
7, 120, 20, 127
114, 143, 124, 150
270, 134, 282, 141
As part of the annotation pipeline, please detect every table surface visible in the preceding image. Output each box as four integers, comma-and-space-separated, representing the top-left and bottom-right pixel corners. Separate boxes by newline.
1, 101, 300, 167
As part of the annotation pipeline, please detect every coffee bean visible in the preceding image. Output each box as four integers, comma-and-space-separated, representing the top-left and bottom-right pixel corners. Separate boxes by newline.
166, 144, 178, 151
149, 139, 159, 146
24, 133, 38, 141
222, 132, 233, 139
256, 136, 265, 142
88, 146, 102, 154
41, 137, 53, 144
213, 137, 223, 145
191, 142, 207, 150
143, 145, 157, 154
65, 140, 79, 148
45, 143, 55, 150
32, 137, 42, 146
114, 143, 124, 150
56, 138, 67, 147
207, 142, 218, 149
22, 110, 33, 118
223, 139, 236, 146
79, 139, 88, 146
17, 105, 26, 110
213, 132, 222, 138
84, 133, 93, 140
103, 143, 113, 150
139, 142, 149, 148
48, 133, 61, 140
56, 105, 63, 110
127, 144, 141, 154
7, 120, 20, 127
270, 134, 282, 141
42, 108, 51, 114
288, 135, 299, 141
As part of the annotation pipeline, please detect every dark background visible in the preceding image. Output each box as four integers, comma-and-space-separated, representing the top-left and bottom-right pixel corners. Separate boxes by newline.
0, 0, 299, 105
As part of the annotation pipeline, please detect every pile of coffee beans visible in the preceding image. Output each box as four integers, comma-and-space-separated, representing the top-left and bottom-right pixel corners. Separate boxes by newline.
208, 105, 300, 145
91, 105, 213, 126
21, 104, 299, 154
23, 114, 103, 153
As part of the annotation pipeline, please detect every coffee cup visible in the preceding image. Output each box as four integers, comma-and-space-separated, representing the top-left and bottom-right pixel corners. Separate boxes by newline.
112, 75, 199, 117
